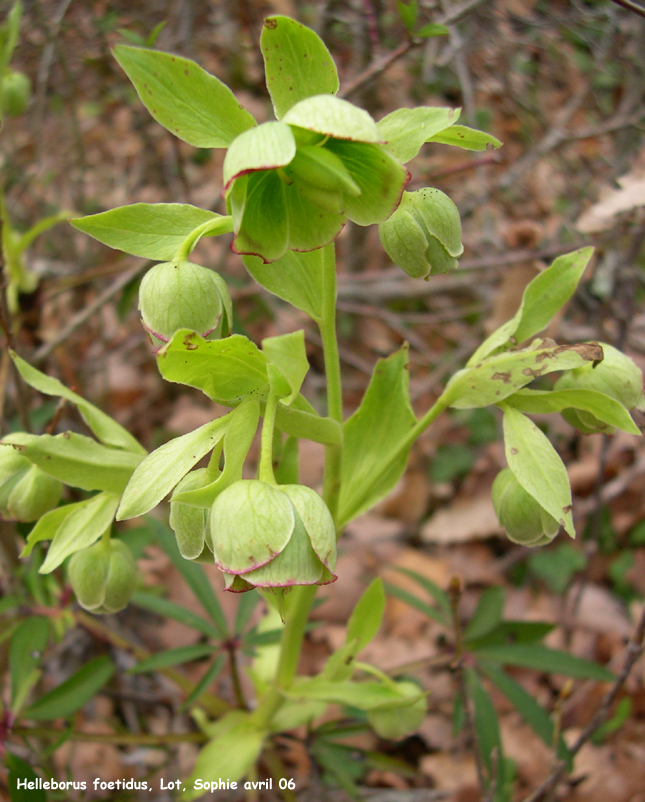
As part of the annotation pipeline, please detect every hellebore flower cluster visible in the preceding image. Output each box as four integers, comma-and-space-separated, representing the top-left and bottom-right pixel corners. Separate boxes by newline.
223, 97, 411, 263
209, 480, 337, 592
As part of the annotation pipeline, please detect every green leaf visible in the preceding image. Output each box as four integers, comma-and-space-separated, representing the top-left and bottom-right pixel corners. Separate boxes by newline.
71, 203, 232, 261
392, 566, 451, 620
10, 617, 50, 714
464, 587, 505, 642
474, 643, 614, 681
151, 520, 229, 637
234, 589, 260, 635
283, 95, 381, 143
427, 125, 502, 151
468, 248, 593, 366
6, 753, 46, 802
445, 340, 603, 409
116, 415, 231, 520
288, 678, 424, 711
528, 544, 587, 594
339, 345, 417, 528
274, 403, 342, 446
396, 0, 418, 33
3, 432, 142, 494
181, 654, 226, 710
416, 22, 449, 37
346, 578, 386, 654
113, 45, 256, 147
0, 1, 21, 73
243, 242, 328, 322
465, 668, 503, 790
506, 388, 640, 435
384, 582, 448, 625
260, 15, 339, 119
39, 492, 120, 573
325, 139, 410, 225
130, 643, 215, 673
131, 591, 221, 639
377, 106, 460, 163
503, 404, 574, 537
466, 621, 555, 650
24, 655, 115, 721
10, 352, 145, 454
481, 662, 569, 764
223, 121, 296, 188
263, 330, 309, 405
184, 714, 264, 800
157, 331, 269, 405
21, 503, 78, 557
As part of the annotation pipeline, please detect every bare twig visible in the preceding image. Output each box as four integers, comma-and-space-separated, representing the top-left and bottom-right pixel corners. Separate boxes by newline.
521, 603, 645, 802
33, 263, 149, 365
608, 0, 645, 19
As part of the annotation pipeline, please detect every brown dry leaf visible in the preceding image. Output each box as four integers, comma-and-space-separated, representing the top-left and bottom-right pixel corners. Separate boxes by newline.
419, 752, 478, 795
422, 494, 502, 544
576, 171, 645, 233
379, 469, 432, 524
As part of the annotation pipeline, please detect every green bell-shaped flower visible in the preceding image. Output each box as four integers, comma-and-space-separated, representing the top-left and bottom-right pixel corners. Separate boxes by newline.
68, 537, 137, 614
169, 468, 214, 563
138, 260, 231, 349
223, 97, 410, 263
210, 479, 337, 591
1, 70, 31, 117
492, 468, 559, 547
0, 445, 62, 522
554, 343, 644, 434
378, 188, 464, 278
367, 681, 427, 741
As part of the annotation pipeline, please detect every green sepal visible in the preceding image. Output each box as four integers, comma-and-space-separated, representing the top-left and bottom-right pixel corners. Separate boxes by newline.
283, 95, 382, 143
223, 121, 296, 188
377, 106, 460, 163
262, 330, 309, 405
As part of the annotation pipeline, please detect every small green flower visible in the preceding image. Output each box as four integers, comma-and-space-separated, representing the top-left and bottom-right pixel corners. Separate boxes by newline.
68, 538, 137, 614
139, 260, 231, 349
379, 188, 464, 278
492, 468, 559, 547
555, 343, 644, 434
0, 445, 62, 522
169, 468, 213, 563
210, 479, 336, 591
223, 97, 410, 263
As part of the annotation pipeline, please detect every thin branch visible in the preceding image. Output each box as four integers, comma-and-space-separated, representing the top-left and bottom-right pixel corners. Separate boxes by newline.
521, 603, 645, 802
608, 0, 645, 19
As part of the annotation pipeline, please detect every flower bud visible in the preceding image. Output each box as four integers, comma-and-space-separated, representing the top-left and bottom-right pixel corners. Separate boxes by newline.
554, 343, 644, 434
1, 70, 31, 117
367, 681, 426, 740
0, 445, 62, 522
379, 188, 463, 279
169, 468, 213, 562
210, 480, 337, 591
138, 260, 230, 349
492, 468, 559, 546
68, 538, 137, 614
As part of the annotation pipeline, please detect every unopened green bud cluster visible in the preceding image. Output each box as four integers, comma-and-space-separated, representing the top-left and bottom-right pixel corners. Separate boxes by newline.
68, 538, 137, 614
0, 445, 62, 522
1, 69, 30, 116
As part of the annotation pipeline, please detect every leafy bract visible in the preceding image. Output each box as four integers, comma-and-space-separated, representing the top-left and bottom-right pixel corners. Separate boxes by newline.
287, 677, 424, 711
263, 330, 309, 405
230, 171, 289, 262
24, 656, 115, 721
346, 578, 386, 654
468, 248, 593, 365
2, 433, 142, 494
223, 122, 296, 188
377, 106, 460, 163
243, 244, 328, 322
38, 492, 121, 573
502, 404, 574, 537
506, 388, 640, 435
71, 204, 232, 261
338, 345, 417, 529
157, 331, 269, 405
261, 15, 339, 119
117, 415, 232, 520
10, 352, 145, 454
283, 95, 382, 143
444, 340, 603, 409
427, 125, 502, 151
113, 45, 256, 148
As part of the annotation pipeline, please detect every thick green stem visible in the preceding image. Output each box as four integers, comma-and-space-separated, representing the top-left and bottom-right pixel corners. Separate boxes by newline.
319, 243, 343, 520
259, 392, 279, 484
